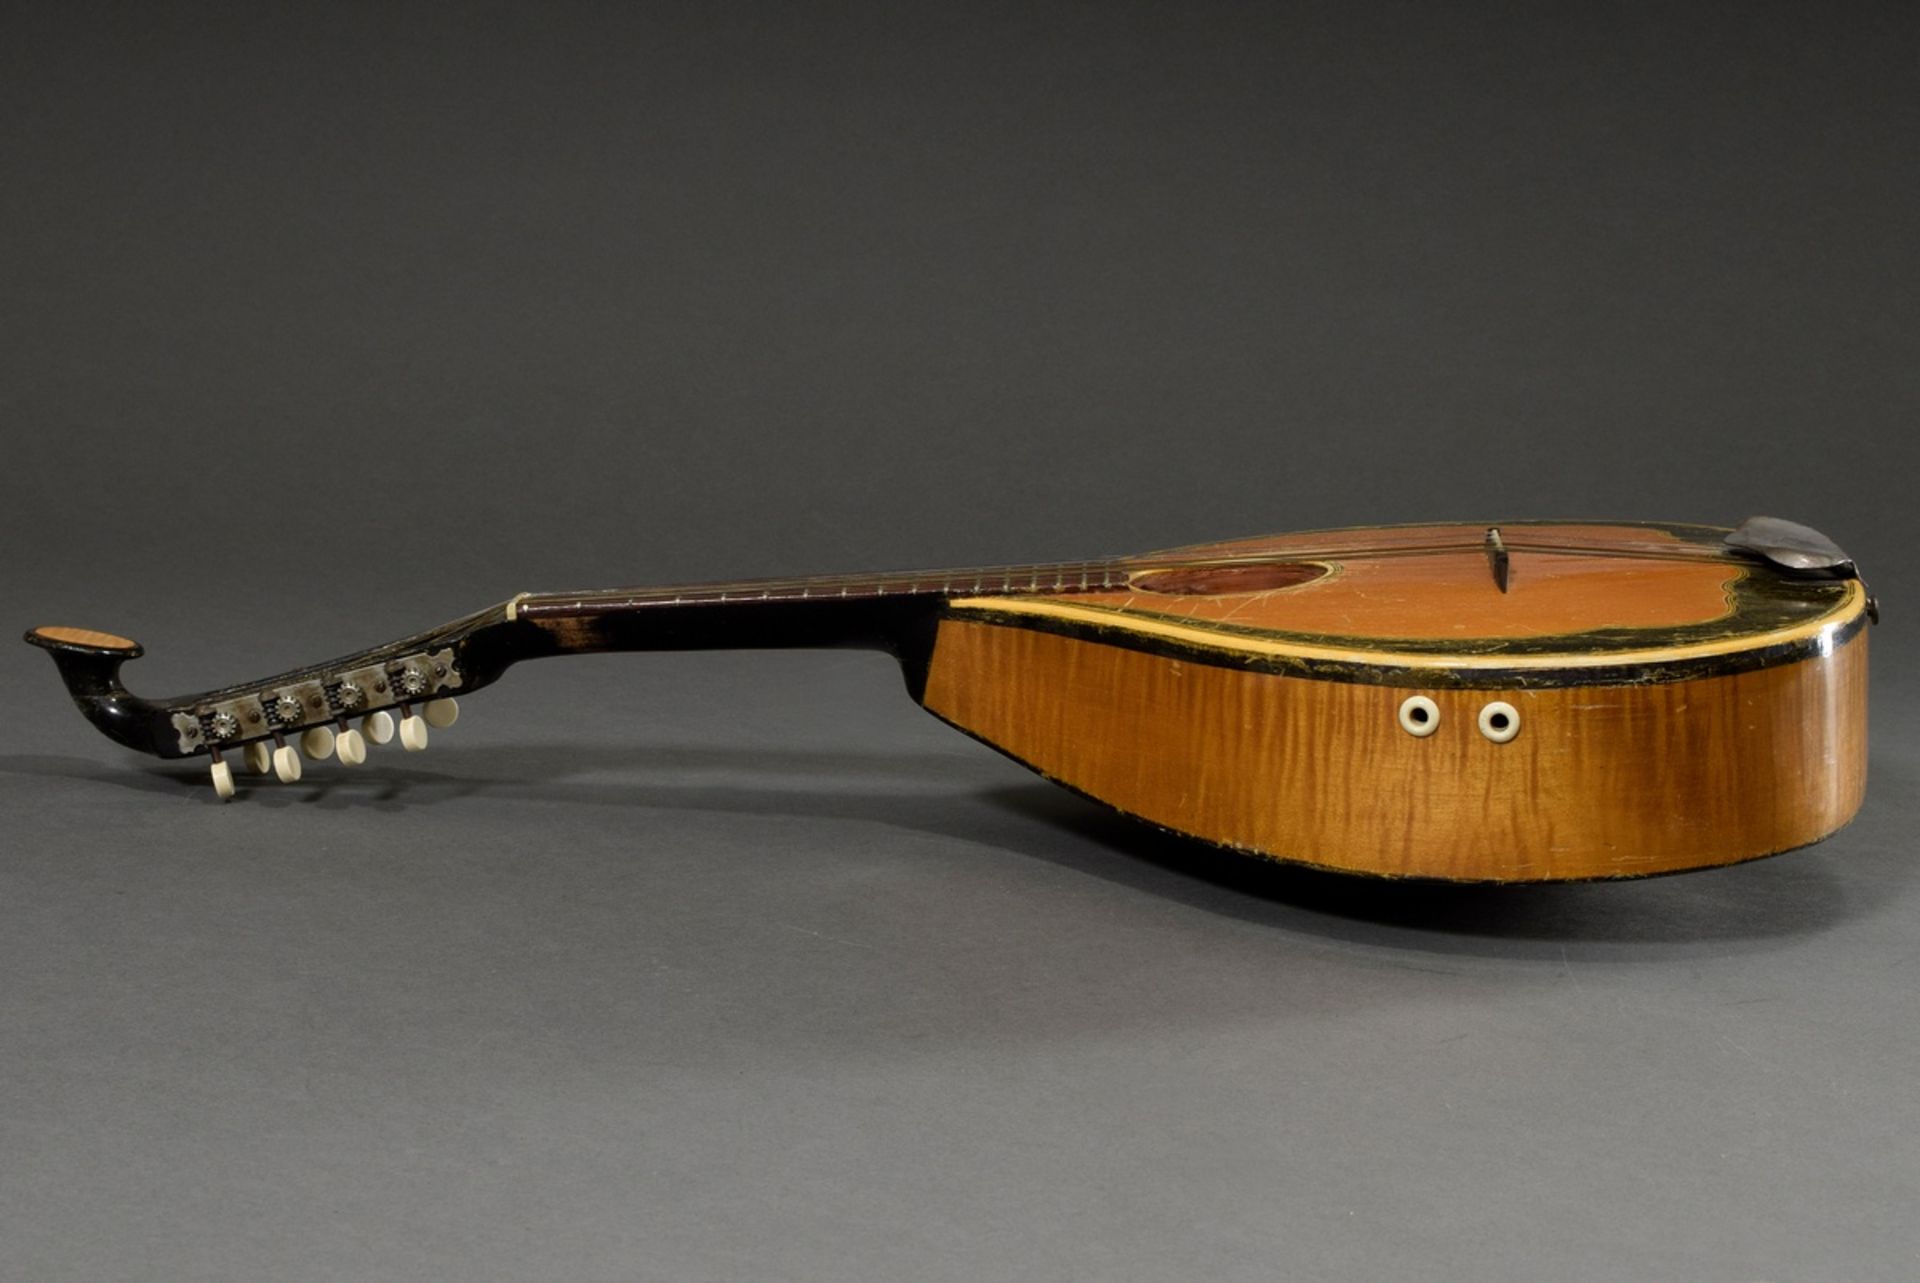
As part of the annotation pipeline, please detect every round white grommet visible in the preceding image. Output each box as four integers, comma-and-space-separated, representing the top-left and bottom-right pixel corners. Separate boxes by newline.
272, 744, 303, 783
1478, 700, 1521, 743
1398, 695, 1440, 737
362, 711, 395, 745
210, 759, 235, 801
335, 727, 367, 766
244, 741, 273, 775
423, 697, 459, 728
300, 727, 335, 760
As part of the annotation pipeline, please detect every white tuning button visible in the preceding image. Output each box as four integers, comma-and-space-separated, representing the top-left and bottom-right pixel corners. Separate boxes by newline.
272, 744, 303, 783
210, 758, 235, 801
362, 711, 395, 745
334, 726, 367, 766
244, 741, 273, 775
300, 727, 336, 760
423, 697, 459, 728
398, 713, 429, 752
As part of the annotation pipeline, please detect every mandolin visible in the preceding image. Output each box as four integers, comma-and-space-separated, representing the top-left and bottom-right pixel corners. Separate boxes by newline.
28, 517, 1873, 883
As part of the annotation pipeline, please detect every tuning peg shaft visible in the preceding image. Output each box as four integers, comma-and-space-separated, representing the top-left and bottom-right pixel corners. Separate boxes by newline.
270, 733, 302, 783
334, 719, 367, 766
210, 753, 235, 801
399, 706, 429, 752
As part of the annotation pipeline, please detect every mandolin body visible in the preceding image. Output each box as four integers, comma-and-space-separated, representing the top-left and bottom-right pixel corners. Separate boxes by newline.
915, 523, 1870, 882
28, 517, 1872, 883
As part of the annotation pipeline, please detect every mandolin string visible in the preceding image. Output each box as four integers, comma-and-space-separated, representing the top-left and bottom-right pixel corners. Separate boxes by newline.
516, 537, 1741, 615
515, 560, 1136, 614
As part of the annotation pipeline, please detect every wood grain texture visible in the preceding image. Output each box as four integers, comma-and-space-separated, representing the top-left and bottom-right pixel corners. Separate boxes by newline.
920, 618, 1868, 881
1077, 549, 1744, 639
29, 626, 139, 651
952, 577, 1866, 677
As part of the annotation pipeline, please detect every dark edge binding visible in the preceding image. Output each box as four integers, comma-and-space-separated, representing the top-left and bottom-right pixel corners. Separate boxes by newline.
937, 576, 1869, 690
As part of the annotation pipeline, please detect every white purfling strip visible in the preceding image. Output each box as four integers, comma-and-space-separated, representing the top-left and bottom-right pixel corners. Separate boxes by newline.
944, 581, 1869, 672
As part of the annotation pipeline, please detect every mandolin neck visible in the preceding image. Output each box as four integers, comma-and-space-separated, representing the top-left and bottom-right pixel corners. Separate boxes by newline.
518, 560, 1137, 612
503, 559, 1134, 673
23, 556, 1139, 760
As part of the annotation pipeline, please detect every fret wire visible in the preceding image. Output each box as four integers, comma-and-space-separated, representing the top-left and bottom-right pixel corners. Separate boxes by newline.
524, 559, 1111, 612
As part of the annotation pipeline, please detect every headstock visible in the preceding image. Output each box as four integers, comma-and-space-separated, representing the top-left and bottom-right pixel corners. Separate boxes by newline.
27, 623, 472, 802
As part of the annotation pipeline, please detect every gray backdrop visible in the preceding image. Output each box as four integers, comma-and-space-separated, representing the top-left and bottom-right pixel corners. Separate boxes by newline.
3, 5, 1914, 1280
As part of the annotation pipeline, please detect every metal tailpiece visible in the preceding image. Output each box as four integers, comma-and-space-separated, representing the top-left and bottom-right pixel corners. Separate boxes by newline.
1723, 516, 1857, 578
1725, 516, 1876, 624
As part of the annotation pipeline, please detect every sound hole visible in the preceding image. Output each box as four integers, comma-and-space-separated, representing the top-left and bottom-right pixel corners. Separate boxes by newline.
1130, 562, 1329, 595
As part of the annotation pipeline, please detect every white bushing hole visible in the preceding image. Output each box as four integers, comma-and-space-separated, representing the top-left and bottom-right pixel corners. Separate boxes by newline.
1398, 695, 1440, 737
1479, 700, 1521, 743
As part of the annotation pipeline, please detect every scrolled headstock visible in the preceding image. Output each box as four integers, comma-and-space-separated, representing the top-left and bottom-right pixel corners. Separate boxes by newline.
25, 601, 526, 802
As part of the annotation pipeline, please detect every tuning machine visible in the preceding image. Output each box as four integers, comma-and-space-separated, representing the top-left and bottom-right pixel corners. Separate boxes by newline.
362, 710, 395, 745
328, 681, 366, 764
389, 697, 459, 751
270, 732, 301, 783
209, 749, 235, 801
195, 653, 467, 797
333, 717, 367, 765
386, 658, 462, 750
326, 671, 395, 762
397, 703, 429, 751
